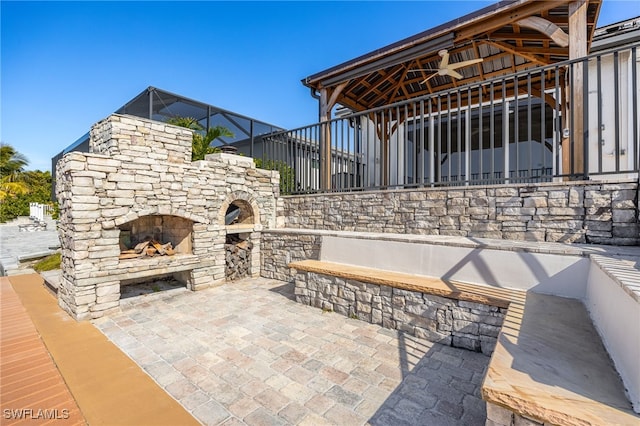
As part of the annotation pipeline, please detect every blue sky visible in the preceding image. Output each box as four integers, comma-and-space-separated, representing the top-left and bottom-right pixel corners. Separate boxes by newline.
1, 1, 637, 172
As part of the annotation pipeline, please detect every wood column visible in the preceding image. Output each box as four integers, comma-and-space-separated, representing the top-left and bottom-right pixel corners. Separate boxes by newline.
319, 88, 331, 190
568, 0, 587, 176
318, 82, 348, 190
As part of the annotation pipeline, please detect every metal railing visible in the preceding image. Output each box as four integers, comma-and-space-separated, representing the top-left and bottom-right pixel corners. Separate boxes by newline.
262, 44, 638, 194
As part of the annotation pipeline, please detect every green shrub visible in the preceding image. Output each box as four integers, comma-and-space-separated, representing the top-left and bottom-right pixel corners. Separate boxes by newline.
254, 158, 296, 195
33, 253, 61, 272
0, 195, 30, 222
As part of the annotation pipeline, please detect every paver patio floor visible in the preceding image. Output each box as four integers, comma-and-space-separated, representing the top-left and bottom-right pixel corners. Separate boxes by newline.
94, 277, 489, 426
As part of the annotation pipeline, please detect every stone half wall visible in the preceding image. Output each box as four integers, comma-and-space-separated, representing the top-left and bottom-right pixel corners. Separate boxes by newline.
261, 232, 321, 281
56, 114, 280, 320
292, 271, 505, 356
279, 181, 639, 245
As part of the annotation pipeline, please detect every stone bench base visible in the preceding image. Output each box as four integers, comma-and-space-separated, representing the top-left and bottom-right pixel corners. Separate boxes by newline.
289, 260, 524, 355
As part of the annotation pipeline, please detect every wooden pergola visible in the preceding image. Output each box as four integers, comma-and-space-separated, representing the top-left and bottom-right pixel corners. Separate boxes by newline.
302, 0, 602, 189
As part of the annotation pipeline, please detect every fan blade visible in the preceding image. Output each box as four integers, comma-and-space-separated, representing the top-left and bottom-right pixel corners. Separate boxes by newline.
447, 69, 464, 80
420, 73, 438, 84
447, 58, 484, 70
408, 68, 439, 73
439, 50, 450, 68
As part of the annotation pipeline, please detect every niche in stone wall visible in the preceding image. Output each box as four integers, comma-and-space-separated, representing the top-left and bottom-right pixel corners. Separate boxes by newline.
118, 215, 193, 257
225, 199, 254, 227
224, 199, 255, 281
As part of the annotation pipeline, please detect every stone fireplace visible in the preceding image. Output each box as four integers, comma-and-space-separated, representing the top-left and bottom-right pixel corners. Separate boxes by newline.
55, 114, 279, 320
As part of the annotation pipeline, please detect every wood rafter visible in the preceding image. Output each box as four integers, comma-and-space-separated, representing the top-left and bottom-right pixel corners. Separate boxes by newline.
516, 16, 570, 47
472, 41, 486, 81
513, 46, 568, 56
388, 62, 417, 104
455, 0, 568, 41
482, 39, 551, 66
488, 32, 565, 41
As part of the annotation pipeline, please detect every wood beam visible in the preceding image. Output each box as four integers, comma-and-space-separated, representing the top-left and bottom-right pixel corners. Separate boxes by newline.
511, 46, 569, 56
388, 63, 416, 104
455, 0, 568, 42
472, 41, 486, 82
482, 40, 551, 66
488, 32, 566, 41
517, 86, 558, 110
516, 16, 570, 47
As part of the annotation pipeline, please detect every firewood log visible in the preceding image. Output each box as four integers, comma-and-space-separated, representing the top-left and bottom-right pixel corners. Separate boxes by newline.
134, 241, 150, 253
151, 240, 165, 255
119, 253, 143, 260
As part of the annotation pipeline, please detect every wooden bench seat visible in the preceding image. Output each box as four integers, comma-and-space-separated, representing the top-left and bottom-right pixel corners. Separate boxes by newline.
289, 259, 525, 309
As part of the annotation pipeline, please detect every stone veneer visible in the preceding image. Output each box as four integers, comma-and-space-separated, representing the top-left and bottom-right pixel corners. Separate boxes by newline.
486, 402, 547, 426
279, 181, 639, 245
261, 232, 321, 281
292, 270, 505, 355
56, 114, 279, 320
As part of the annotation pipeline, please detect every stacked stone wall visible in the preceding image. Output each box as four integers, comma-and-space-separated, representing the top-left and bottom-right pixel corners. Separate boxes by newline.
279, 182, 639, 245
56, 114, 279, 320
260, 231, 321, 281
293, 271, 505, 355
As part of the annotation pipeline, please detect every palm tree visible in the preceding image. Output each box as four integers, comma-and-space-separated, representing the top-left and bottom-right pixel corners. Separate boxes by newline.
166, 116, 203, 131
1, 144, 29, 176
0, 144, 30, 201
192, 126, 235, 161
166, 116, 234, 161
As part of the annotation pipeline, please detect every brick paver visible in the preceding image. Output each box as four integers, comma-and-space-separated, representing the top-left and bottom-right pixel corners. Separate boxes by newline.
95, 278, 489, 425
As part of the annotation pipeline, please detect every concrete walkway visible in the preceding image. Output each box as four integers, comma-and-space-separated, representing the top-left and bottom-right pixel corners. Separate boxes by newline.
0, 218, 59, 275
95, 277, 490, 425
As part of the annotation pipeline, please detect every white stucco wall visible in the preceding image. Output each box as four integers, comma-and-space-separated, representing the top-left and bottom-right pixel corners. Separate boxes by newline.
320, 235, 589, 298
585, 260, 640, 413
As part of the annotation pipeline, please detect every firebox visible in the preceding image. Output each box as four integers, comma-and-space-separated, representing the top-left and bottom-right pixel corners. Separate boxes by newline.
118, 215, 193, 257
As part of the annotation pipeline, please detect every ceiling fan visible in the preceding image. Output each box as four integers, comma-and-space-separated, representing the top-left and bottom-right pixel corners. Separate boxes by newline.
410, 49, 484, 84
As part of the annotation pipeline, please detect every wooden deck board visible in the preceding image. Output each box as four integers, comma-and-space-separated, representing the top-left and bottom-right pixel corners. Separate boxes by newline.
0, 276, 86, 426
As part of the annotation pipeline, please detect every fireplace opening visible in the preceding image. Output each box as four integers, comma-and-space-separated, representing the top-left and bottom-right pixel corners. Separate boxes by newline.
120, 274, 186, 299
225, 200, 254, 226
118, 215, 193, 259
225, 233, 253, 281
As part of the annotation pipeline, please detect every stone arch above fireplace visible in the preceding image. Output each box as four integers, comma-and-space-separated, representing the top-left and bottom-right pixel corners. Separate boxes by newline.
219, 191, 261, 230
